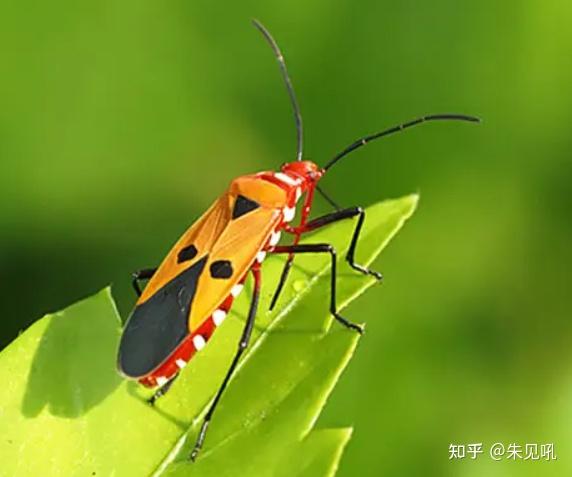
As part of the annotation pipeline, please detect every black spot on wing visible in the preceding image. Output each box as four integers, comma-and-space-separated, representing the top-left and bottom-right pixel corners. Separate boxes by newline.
118, 256, 208, 378
232, 194, 260, 219
210, 260, 233, 279
177, 244, 197, 263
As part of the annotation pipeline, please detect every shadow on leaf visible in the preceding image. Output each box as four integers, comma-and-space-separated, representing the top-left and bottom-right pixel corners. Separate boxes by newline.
22, 289, 122, 417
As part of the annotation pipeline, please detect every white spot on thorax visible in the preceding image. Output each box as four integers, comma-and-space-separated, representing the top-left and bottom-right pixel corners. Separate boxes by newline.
274, 172, 300, 187
212, 309, 226, 326
269, 230, 281, 246
283, 206, 296, 222
257, 251, 267, 263
295, 187, 302, 201
193, 334, 206, 351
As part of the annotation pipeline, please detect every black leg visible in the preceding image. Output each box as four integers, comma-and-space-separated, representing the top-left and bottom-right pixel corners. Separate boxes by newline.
303, 207, 382, 279
147, 373, 179, 405
132, 267, 157, 296
269, 207, 381, 310
269, 260, 294, 311
190, 265, 262, 461
271, 244, 363, 334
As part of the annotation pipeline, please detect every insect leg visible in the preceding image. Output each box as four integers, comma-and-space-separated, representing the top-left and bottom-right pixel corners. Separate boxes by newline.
271, 244, 363, 334
131, 267, 157, 296
190, 264, 262, 461
269, 207, 381, 310
302, 207, 382, 280
269, 259, 294, 311
147, 373, 179, 406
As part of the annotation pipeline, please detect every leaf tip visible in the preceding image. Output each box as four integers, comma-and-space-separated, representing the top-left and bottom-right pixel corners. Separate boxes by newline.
405, 192, 420, 211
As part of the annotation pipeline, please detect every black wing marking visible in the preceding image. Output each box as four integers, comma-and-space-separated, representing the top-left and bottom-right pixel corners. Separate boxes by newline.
232, 194, 260, 219
177, 244, 198, 263
118, 256, 208, 378
209, 260, 233, 279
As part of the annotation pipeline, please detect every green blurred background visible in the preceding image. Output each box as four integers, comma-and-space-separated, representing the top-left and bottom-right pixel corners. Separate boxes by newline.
1, 0, 571, 475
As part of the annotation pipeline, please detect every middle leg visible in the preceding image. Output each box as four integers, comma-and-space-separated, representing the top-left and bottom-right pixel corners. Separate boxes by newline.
271, 244, 363, 334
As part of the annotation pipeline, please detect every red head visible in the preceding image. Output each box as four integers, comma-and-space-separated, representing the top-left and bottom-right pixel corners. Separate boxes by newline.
280, 161, 323, 183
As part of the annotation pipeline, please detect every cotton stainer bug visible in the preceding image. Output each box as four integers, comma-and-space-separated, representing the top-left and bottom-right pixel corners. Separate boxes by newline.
117, 19, 479, 461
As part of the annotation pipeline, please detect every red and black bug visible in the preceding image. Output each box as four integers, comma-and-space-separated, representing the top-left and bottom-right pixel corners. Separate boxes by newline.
117, 19, 479, 460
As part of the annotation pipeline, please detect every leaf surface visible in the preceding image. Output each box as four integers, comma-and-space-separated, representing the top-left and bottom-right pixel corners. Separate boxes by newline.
0, 195, 417, 476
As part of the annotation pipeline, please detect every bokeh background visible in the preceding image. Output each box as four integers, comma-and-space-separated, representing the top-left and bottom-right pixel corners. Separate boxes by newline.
1, 1, 571, 475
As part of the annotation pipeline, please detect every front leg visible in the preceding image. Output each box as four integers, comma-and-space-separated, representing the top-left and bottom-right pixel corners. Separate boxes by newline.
300, 207, 382, 280
269, 207, 381, 310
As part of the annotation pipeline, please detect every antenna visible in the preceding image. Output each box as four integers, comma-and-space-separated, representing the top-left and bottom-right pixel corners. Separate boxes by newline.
252, 19, 304, 162
324, 114, 480, 171
316, 184, 341, 210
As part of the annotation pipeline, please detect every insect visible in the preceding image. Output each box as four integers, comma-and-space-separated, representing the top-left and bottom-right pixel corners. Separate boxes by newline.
117, 19, 479, 461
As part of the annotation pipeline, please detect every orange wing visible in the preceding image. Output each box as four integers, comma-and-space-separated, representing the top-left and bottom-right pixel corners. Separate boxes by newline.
118, 174, 288, 379
189, 205, 280, 329
137, 174, 287, 330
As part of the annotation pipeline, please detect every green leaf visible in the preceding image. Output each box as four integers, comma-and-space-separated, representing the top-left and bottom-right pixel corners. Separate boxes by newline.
0, 195, 417, 477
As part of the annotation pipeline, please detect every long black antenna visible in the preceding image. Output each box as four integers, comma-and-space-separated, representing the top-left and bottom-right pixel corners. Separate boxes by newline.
323, 114, 480, 171
316, 184, 341, 210
252, 19, 304, 162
